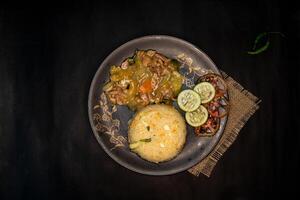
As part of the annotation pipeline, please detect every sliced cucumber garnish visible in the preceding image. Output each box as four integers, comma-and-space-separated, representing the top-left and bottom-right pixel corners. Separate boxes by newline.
177, 89, 201, 112
194, 82, 215, 103
185, 105, 208, 127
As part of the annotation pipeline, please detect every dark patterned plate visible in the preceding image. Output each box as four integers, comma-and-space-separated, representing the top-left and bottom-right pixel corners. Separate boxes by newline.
88, 35, 228, 175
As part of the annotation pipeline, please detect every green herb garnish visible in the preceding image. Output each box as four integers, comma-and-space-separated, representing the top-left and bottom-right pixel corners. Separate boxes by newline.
146, 126, 150, 131
128, 58, 134, 64
129, 138, 152, 149
170, 59, 181, 69
139, 138, 151, 143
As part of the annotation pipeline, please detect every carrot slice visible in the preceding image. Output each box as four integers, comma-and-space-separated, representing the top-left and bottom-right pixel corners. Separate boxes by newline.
139, 79, 152, 93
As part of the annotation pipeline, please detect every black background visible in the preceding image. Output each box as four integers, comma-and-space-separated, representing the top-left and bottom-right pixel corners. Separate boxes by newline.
0, 0, 299, 199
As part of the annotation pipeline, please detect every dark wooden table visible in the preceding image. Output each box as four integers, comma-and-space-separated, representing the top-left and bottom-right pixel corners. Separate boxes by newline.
0, 1, 299, 199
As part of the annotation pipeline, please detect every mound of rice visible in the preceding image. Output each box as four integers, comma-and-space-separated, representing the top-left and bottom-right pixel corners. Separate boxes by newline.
128, 104, 187, 163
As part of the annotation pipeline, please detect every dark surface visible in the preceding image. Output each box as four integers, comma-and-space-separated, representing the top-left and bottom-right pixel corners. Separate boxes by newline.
0, 0, 299, 199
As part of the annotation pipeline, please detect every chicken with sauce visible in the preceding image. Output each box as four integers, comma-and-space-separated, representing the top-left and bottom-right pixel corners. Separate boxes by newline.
103, 50, 184, 110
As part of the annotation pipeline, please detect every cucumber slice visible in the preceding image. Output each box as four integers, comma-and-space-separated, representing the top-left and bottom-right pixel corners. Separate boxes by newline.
177, 89, 201, 112
185, 105, 208, 127
194, 82, 215, 103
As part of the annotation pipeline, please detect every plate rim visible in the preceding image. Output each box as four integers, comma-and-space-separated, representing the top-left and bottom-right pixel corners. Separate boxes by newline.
88, 35, 228, 176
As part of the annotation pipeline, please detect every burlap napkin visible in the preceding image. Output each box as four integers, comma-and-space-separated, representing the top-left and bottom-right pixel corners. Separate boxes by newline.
188, 71, 261, 177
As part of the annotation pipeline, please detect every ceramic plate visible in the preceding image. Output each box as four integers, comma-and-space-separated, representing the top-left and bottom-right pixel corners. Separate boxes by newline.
88, 35, 228, 175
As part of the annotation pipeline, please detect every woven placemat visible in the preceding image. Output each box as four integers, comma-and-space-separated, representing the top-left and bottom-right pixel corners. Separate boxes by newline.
188, 71, 261, 177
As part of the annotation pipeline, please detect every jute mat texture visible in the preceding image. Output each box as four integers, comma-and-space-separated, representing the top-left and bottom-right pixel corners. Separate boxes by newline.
188, 72, 261, 177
